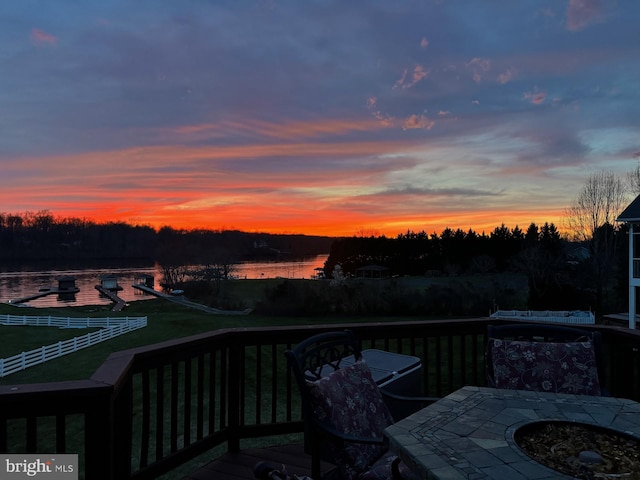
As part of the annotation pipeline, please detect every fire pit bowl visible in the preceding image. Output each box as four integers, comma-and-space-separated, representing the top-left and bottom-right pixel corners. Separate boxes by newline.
514, 421, 640, 479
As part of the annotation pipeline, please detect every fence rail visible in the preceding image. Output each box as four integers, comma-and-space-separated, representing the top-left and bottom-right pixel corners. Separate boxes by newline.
0, 313, 144, 329
0, 315, 147, 377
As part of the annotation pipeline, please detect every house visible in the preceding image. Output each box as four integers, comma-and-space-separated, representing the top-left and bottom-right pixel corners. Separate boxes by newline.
616, 194, 640, 328
355, 264, 390, 279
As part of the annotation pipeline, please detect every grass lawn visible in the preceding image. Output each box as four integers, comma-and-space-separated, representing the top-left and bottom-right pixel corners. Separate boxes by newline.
0, 275, 510, 385
0, 300, 326, 385
0, 325, 103, 359
0, 278, 406, 385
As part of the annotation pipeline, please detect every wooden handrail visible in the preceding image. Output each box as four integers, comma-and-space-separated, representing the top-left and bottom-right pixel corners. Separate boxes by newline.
1, 319, 639, 480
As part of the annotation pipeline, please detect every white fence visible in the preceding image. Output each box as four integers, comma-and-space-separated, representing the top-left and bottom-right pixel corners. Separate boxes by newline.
490, 310, 595, 325
0, 314, 147, 377
0, 314, 142, 328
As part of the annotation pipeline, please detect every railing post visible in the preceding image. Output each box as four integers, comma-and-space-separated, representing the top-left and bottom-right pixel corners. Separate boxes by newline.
227, 340, 242, 453
85, 387, 115, 480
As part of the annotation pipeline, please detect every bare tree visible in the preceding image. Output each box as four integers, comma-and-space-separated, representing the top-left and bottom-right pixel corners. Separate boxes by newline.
626, 158, 640, 196
565, 170, 627, 242
564, 170, 627, 313
159, 264, 191, 290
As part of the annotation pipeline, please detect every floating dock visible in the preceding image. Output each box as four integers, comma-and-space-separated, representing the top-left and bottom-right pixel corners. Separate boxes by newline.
95, 285, 127, 312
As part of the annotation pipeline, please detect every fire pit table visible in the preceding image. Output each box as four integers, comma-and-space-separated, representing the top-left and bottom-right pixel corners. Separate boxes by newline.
384, 386, 640, 479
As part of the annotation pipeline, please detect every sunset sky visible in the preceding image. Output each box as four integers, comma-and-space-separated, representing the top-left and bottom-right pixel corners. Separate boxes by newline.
2, 1, 639, 237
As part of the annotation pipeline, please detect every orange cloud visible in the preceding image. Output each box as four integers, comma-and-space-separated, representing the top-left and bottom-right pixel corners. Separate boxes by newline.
4, 138, 419, 187
402, 114, 435, 130
524, 89, 547, 104
367, 98, 393, 125
393, 65, 430, 89
411, 65, 429, 84
30, 28, 57, 46
0, 161, 569, 237
0, 133, 431, 236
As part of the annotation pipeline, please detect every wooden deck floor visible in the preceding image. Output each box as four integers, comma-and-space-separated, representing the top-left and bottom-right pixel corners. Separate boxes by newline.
183, 444, 332, 480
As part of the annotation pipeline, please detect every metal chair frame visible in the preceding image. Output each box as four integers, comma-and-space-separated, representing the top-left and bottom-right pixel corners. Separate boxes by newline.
286, 331, 434, 480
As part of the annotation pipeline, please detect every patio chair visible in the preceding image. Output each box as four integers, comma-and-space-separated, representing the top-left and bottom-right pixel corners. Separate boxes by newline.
485, 323, 605, 396
285, 330, 433, 480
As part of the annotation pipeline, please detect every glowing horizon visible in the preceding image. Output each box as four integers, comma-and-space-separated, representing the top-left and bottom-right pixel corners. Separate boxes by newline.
4, 204, 570, 239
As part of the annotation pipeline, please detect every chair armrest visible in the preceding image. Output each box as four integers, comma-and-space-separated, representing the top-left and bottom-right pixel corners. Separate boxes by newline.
379, 389, 439, 404
379, 388, 439, 418
312, 418, 386, 446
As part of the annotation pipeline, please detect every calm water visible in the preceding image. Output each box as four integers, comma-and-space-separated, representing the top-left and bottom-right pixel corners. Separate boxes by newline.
0, 255, 328, 308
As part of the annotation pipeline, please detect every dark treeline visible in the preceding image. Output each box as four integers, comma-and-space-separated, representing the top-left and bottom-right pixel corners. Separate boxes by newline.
324, 222, 628, 314
0, 211, 335, 264
325, 223, 564, 277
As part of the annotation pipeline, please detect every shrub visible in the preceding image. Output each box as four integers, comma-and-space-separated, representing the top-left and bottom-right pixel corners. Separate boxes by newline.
254, 275, 528, 317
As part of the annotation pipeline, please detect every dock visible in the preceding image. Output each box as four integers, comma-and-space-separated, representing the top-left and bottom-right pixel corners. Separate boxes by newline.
95, 285, 127, 312
9, 276, 79, 305
9, 287, 80, 305
132, 284, 251, 315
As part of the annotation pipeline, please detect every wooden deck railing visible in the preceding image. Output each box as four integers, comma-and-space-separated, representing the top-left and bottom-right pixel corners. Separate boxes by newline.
1, 319, 639, 480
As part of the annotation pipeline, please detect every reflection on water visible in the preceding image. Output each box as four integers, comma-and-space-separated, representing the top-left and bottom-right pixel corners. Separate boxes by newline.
0, 255, 328, 308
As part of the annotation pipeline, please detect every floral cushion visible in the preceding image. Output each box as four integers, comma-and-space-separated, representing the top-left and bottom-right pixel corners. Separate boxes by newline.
489, 338, 601, 396
307, 360, 395, 480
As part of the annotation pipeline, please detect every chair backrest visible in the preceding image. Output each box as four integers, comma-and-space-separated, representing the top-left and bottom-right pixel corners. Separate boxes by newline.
285, 331, 394, 480
486, 323, 605, 396
287, 330, 362, 384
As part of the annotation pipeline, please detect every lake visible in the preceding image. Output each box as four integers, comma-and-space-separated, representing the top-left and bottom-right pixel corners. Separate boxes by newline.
0, 255, 328, 308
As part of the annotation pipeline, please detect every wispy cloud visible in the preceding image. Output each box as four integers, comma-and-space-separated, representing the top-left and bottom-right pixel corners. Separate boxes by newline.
497, 67, 518, 85
171, 118, 387, 142
466, 57, 491, 83
566, 0, 609, 31
30, 28, 57, 46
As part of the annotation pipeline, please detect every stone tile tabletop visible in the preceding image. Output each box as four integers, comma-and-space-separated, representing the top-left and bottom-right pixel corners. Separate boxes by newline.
384, 385, 640, 479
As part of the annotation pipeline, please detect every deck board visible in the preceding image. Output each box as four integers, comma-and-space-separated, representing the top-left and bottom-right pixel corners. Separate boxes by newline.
183, 444, 333, 480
